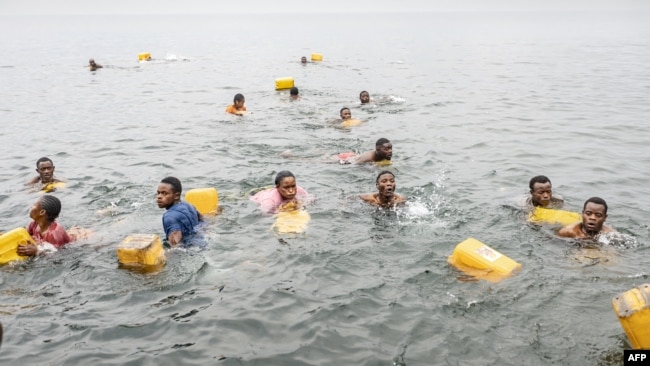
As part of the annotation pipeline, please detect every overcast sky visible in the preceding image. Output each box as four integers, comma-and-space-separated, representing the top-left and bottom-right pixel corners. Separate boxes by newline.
2, 0, 649, 15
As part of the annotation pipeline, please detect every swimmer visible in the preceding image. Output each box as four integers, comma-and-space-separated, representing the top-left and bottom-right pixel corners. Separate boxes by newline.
250, 170, 311, 214
340, 107, 352, 121
337, 107, 362, 127
337, 138, 393, 164
360, 90, 371, 104
558, 197, 615, 239
290, 87, 300, 100
157, 177, 204, 247
225, 93, 247, 115
88, 58, 102, 71
301, 56, 307, 64
354, 138, 392, 164
17, 195, 74, 256
26, 157, 64, 190
360, 171, 407, 208
527, 175, 564, 209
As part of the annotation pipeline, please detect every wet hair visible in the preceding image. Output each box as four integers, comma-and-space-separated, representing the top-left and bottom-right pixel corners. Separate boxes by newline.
360, 90, 369, 97
290, 87, 299, 96
160, 176, 182, 194
35, 157, 53, 168
340, 107, 350, 116
583, 197, 608, 214
40, 195, 62, 222
375, 138, 390, 147
234, 93, 245, 103
376, 170, 395, 183
529, 175, 551, 191
274, 170, 295, 186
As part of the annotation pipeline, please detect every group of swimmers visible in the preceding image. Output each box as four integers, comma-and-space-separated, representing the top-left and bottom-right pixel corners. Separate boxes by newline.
26, 57, 613, 254
88, 55, 370, 123
15, 145, 398, 251
14, 152, 616, 256
224, 89, 371, 124
224, 56, 372, 124
526, 175, 614, 239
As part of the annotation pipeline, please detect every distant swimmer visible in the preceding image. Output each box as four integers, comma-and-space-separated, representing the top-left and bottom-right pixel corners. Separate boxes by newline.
527, 175, 564, 209
27, 157, 64, 191
250, 170, 311, 214
340, 107, 352, 120
17, 195, 74, 256
337, 107, 362, 127
558, 197, 615, 239
88, 58, 103, 71
157, 176, 204, 247
337, 138, 393, 165
290, 87, 300, 100
359, 90, 371, 104
225, 93, 247, 115
301, 56, 307, 64
360, 171, 407, 208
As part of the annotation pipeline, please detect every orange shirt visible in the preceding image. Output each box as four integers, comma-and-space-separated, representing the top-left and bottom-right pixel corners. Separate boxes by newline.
225, 104, 247, 114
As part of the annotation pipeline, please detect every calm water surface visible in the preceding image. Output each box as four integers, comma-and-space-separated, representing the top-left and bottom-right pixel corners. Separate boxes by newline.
1, 11, 650, 365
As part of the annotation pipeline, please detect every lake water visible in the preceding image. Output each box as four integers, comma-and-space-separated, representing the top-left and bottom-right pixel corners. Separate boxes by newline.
1, 11, 650, 365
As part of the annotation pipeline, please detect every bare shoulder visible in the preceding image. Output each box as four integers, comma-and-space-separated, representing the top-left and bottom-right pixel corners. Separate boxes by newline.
394, 194, 407, 204
354, 151, 374, 164
558, 222, 580, 238
359, 193, 378, 205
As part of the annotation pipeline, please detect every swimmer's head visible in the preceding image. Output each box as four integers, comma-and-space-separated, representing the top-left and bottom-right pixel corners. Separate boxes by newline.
301, 56, 307, 63
160, 176, 182, 194
375, 170, 396, 198
529, 175, 553, 207
360, 91, 370, 104
275, 170, 297, 201
89, 58, 96, 66
35, 157, 55, 183
233, 93, 245, 108
31, 195, 62, 222
376, 170, 395, 184
274, 170, 295, 186
157, 176, 182, 209
375, 138, 392, 160
290, 87, 299, 98
582, 197, 608, 234
340, 107, 351, 120
583, 196, 608, 215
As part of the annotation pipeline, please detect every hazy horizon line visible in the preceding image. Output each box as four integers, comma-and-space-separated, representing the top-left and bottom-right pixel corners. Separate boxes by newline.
3, 9, 649, 16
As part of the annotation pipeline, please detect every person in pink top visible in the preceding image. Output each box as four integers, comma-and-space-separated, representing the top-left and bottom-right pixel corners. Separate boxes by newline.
17, 195, 73, 256
250, 170, 311, 214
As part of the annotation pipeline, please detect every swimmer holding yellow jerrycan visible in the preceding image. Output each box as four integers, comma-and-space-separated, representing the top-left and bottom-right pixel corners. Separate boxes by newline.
26, 157, 66, 192
250, 171, 312, 234
117, 177, 215, 272
338, 107, 362, 128
1, 195, 85, 265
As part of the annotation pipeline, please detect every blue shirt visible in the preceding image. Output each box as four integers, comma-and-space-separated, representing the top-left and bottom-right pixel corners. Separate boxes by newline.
162, 201, 203, 247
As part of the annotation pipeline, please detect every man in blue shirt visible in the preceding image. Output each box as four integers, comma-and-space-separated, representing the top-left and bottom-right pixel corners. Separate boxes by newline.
156, 176, 203, 247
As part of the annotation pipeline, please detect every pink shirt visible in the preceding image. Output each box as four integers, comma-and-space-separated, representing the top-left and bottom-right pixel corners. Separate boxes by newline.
250, 186, 310, 213
27, 221, 72, 249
